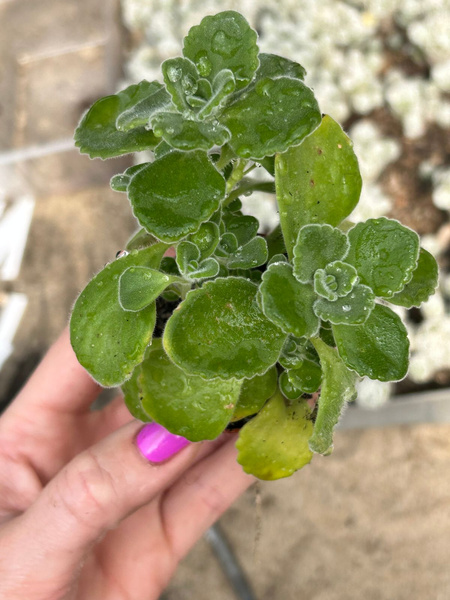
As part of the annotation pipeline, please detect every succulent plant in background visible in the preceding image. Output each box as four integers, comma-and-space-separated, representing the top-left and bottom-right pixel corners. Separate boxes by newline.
70, 11, 439, 480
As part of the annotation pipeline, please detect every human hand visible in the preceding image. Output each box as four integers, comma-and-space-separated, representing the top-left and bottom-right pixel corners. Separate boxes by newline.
0, 328, 254, 599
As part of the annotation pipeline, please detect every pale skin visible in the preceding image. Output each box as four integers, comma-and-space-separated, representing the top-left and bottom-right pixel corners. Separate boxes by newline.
0, 328, 254, 599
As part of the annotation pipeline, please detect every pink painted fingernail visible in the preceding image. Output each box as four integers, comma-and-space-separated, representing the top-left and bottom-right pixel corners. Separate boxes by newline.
136, 422, 190, 463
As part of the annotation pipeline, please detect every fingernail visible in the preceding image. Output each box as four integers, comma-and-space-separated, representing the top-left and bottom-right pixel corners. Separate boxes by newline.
136, 422, 190, 463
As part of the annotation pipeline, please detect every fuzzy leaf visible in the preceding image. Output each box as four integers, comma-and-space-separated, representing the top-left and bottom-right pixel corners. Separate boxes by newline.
389, 248, 439, 308
137, 340, 240, 441
293, 224, 349, 284
128, 150, 225, 242
278, 371, 303, 400
236, 391, 313, 480
115, 84, 172, 132
197, 69, 236, 119
163, 277, 287, 380
176, 241, 219, 281
279, 336, 316, 370
154, 140, 174, 159
346, 217, 420, 298
121, 364, 152, 422
309, 338, 357, 455
226, 236, 268, 269
185, 257, 220, 281
267, 253, 288, 267
313, 261, 358, 301
222, 214, 259, 246
119, 267, 172, 312
216, 232, 239, 256
182, 10, 259, 91
259, 262, 319, 337
110, 163, 149, 192
151, 112, 231, 151
314, 283, 375, 325
255, 53, 306, 81
176, 241, 200, 272
275, 115, 362, 256
126, 228, 160, 252
332, 304, 409, 382
188, 221, 220, 258
161, 57, 201, 113
74, 81, 161, 158
70, 244, 167, 386
222, 76, 321, 160
232, 366, 278, 421
287, 359, 322, 394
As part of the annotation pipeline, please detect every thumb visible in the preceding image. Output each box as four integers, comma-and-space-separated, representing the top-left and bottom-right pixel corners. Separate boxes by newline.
7, 420, 199, 587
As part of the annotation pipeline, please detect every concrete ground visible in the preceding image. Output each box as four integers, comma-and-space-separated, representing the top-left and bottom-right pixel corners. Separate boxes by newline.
168, 424, 450, 600
1, 2, 450, 599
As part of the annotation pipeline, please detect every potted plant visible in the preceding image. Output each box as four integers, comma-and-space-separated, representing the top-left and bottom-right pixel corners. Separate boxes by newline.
70, 10, 438, 480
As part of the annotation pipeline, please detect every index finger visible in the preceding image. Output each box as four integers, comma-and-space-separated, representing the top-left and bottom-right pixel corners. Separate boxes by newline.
3, 327, 101, 423
0, 327, 103, 479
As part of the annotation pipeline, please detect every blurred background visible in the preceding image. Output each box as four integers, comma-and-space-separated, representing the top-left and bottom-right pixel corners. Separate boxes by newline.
1, 0, 450, 598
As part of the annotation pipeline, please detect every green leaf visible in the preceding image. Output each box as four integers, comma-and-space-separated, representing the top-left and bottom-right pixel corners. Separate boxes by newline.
293, 224, 349, 284
119, 266, 172, 311
70, 243, 168, 386
154, 139, 174, 159
278, 371, 303, 400
255, 53, 306, 82
267, 253, 288, 267
126, 228, 159, 252
216, 232, 239, 256
332, 304, 410, 382
266, 224, 286, 258
115, 81, 172, 132
314, 284, 375, 325
319, 324, 336, 347
151, 112, 231, 151
188, 221, 220, 258
236, 391, 313, 480
110, 163, 149, 192
259, 262, 319, 337
183, 10, 259, 91
232, 366, 278, 421
222, 214, 259, 246
176, 241, 219, 280
346, 217, 420, 298
161, 57, 201, 113
275, 115, 362, 256
313, 261, 359, 301
176, 241, 200, 272
222, 76, 321, 160
163, 277, 287, 380
287, 359, 322, 394
186, 257, 220, 281
226, 236, 268, 269
139, 340, 241, 441
121, 363, 152, 422
197, 69, 236, 119
309, 338, 357, 455
389, 248, 439, 308
128, 150, 225, 242
74, 81, 161, 159
279, 336, 314, 370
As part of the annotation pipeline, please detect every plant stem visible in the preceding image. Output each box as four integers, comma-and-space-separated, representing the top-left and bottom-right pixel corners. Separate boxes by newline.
223, 180, 275, 208
215, 144, 236, 171
226, 158, 248, 193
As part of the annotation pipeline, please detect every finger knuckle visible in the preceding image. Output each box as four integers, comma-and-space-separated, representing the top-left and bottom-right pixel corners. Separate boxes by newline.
55, 449, 120, 529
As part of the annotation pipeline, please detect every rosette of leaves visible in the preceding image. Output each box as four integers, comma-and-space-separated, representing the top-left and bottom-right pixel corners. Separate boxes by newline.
69, 10, 439, 481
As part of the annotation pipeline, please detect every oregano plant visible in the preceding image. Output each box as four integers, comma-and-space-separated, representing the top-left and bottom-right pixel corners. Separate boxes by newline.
70, 11, 439, 480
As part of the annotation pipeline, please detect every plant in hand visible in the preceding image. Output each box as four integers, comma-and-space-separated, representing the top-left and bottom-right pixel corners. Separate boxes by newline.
70, 11, 439, 480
